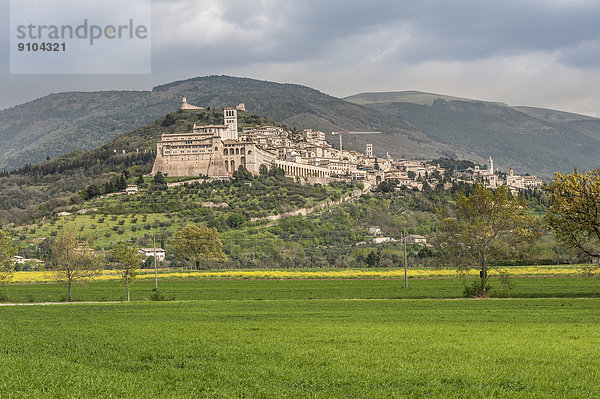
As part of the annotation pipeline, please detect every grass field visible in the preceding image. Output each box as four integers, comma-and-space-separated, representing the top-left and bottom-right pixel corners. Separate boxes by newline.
1, 298, 599, 398
1, 275, 599, 397
0, 275, 599, 303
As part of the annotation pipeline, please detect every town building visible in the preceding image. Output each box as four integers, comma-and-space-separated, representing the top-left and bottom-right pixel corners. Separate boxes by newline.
139, 248, 166, 261
405, 235, 427, 245
152, 100, 545, 192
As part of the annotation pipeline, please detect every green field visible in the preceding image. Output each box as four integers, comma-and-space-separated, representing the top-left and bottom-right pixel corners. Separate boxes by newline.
1, 276, 600, 303
1, 277, 599, 397
1, 297, 599, 398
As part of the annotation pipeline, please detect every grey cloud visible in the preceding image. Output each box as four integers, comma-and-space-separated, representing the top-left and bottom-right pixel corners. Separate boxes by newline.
147, 0, 600, 69
557, 40, 600, 69
3, 0, 600, 110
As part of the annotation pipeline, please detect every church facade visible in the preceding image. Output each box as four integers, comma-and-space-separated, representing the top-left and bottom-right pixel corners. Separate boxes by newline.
152, 106, 291, 178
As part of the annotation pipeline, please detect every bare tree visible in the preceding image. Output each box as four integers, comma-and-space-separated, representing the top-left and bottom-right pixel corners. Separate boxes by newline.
0, 230, 17, 284
111, 242, 142, 301
51, 226, 102, 301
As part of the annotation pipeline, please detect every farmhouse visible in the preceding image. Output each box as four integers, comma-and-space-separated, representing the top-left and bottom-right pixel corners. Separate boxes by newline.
139, 248, 166, 261
405, 235, 427, 245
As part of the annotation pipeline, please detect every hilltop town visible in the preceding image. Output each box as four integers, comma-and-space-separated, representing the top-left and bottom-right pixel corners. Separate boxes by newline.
151, 98, 543, 192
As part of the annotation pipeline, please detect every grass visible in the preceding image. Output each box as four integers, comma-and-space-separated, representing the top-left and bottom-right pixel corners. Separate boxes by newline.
0, 298, 599, 398
1, 275, 599, 303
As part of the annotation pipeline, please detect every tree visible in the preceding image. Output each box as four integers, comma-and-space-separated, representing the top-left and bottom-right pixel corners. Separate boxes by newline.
0, 230, 17, 284
111, 242, 142, 301
365, 250, 381, 268
259, 164, 269, 176
153, 171, 166, 185
435, 184, 542, 297
545, 169, 600, 271
173, 225, 227, 269
115, 173, 127, 190
233, 165, 252, 181
51, 226, 103, 301
226, 213, 246, 229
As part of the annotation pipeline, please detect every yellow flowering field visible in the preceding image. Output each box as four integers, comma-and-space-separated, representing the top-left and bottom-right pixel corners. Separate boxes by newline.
7, 265, 594, 283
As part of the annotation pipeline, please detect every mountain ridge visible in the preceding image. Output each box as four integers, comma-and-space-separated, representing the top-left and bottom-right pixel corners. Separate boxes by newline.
345, 90, 600, 177
2, 77, 599, 177
0, 75, 467, 171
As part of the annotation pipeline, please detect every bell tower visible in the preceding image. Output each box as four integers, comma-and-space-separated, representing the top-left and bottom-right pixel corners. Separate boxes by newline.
224, 107, 238, 140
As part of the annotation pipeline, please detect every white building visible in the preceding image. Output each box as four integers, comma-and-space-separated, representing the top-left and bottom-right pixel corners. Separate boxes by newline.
405, 235, 427, 245
139, 248, 166, 261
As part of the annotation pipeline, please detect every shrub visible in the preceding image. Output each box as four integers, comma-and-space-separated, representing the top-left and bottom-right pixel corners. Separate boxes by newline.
463, 281, 490, 298
149, 289, 175, 301
0, 292, 12, 303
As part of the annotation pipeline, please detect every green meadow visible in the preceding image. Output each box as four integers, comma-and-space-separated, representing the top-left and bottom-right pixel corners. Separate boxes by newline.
1, 297, 599, 398
1, 275, 600, 303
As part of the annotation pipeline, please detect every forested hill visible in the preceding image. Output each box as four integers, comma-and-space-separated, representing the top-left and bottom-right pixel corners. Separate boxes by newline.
346, 91, 600, 178
0, 108, 275, 224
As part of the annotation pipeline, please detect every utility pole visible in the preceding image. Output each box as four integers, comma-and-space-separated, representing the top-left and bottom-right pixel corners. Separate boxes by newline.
153, 234, 158, 290
403, 232, 408, 288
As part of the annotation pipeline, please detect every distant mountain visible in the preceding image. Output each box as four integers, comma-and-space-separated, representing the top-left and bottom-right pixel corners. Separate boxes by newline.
0, 76, 465, 171
346, 91, 600, 177
0, 91, 165, 171
3, 78, 599, 177
515, 106, 600, 142
346, 90, 504, 107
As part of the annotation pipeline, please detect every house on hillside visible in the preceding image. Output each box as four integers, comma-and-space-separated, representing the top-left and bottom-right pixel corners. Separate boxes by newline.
405, 235, 427, 245
126, 185, 139, 195
369, 226, 382, 235
138, 248, 166, 261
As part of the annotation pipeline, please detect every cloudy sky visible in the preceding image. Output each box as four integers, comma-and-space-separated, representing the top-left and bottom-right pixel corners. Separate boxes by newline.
2, 0, 600, 115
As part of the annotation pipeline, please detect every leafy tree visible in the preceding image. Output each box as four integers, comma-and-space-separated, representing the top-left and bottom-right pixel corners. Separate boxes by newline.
111, 242, 142, 301
136, 174, 145, 186
259, 164, 269, 176
173, 225, 226, 269
546, 169, 600, 271
0, 230, 17, 284
115, 173, 127, 190
233, 165, 253, 181
142, 256, 155, 269
82, 183, 101, 200
377, 181, 395, 193
268, 166, 285, 178
365, 250, 381, 268
435, 185, 542, 297
226, 213, 246, 229
153, 171, 166, 185
161, 114, 176, 127
51, 226, 103, 301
